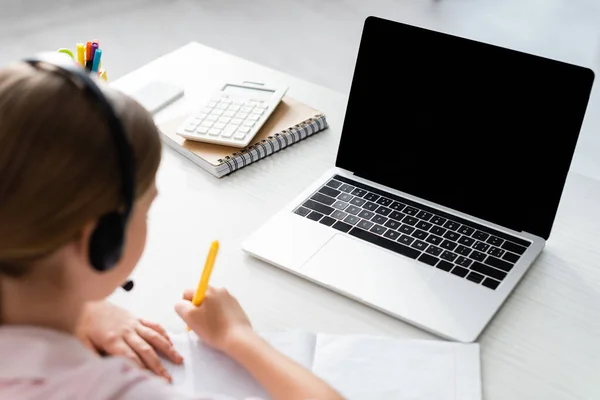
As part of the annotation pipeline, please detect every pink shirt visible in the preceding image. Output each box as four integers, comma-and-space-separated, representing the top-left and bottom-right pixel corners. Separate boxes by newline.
0, 326, 240, 400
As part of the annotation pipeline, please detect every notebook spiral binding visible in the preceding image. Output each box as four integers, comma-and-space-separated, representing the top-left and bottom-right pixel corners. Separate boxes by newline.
217, 114, 328, 176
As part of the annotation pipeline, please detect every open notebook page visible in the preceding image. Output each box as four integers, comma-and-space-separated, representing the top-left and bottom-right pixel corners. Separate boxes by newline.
165, 331, 317, 399
312, 334, 481, 400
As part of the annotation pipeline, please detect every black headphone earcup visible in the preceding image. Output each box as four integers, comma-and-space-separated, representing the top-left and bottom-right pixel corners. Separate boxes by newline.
89, 212, 126, 272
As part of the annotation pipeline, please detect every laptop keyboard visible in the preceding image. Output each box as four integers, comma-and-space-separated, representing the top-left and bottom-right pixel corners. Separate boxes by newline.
294, 175, 531, 290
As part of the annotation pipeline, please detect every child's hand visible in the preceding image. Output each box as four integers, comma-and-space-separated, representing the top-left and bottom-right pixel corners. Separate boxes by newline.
77, 301, 183, 382
175, 286, 253, 352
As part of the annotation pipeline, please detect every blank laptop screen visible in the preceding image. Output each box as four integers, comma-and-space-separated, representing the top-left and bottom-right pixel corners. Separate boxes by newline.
336, 16, 595, 239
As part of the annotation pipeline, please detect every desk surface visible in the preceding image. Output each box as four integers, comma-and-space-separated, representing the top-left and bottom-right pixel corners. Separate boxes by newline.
109, 43, 600, 400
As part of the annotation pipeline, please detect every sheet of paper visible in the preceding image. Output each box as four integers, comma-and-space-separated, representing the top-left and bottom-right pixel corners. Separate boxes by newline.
312, 334, 481, 400
164, 330, 317, 399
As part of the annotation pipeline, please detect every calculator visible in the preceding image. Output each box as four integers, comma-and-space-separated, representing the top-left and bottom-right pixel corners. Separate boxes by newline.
176, 81, 288, 148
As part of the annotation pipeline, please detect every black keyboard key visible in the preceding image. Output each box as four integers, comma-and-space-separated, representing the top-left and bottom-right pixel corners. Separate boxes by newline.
471, 261, 507, 281
443, 221, 460, 231
425, 234, 443, 245
399, 225, 415, 234
326, 180, 342, 189
398, 234, 415, 246
412, 229, 428, 240
468, 250, 486, 261
332, 200, 349, 210
307, 211, 323, 221
376, 197, 393, 206
343, 215, 360, 225
375, 206, 392, 216
488, 246, 505, 258
458, 236, 475, 246
458, 226, 475, 236
370, 224, 386, 235
473, 241, 490, 252
384, 229, 401, 241
472, 230, 489, 241
303, 199, 334, 215
403, 206, 419, 216
436, 260, 454, 271
294, 207, 311, 217
357, 219, 374, 230
331, 210, 348, 220
372, 215, 388, 225
320, 216, 336, 226
339, 184, 354, 193
418, 253, 439, 266
416, 211, 433, 221
351, 188, 368, 197
443, 231, 460, 241
357, 210, 375, 220
451, 266, 469, 277
364, 192, 379, 201
431, 216, 447, 226
345, 205, 362, 215
349, 228, 420, 259
319, 186, 341, 198
466, 271, 485, 284
484, 255, 514, 272
332, 221, 352, 233
456, 256, 472, 268
482, 277, 500, 290
487, 235, 504, 246
337, 193, 353, 202
390, 202, 405, 211
425, 245, 443, 256
501, 241, 527, 255
455, 245, 472, 256
389, 211, 404, 221
503, 251, 520, 263
416, 221, 433, 231
350, 197, 367, 207
411, 240, 428, 251
402, 216, 419, 226
384, 219, 401, 230
363, 201, 379, 211
430, 226, 447, 236
440, 250, 457, 262
441, 240, 457, 251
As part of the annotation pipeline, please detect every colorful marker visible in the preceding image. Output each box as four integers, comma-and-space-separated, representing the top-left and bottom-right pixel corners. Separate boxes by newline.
76, 43, 85, 66
85, 42, 93, 71
57, 48, 74, 60
91, 49, 102, 73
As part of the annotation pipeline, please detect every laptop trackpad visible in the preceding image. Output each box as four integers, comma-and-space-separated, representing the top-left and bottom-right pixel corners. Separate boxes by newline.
301, 234, 435, 307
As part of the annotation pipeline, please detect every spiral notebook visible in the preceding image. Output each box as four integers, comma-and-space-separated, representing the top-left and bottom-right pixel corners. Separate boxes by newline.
157, 97, 328, 178
164, 331, 482, 400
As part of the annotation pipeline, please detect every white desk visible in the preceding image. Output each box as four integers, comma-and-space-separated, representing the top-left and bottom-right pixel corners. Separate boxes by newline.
109, 43, 600, 400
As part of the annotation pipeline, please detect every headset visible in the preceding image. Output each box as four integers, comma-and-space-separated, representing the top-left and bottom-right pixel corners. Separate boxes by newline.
24, 53, 135, 289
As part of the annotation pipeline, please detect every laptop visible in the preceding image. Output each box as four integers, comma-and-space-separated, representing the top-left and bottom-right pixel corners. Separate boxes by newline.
243, 16, 595, 342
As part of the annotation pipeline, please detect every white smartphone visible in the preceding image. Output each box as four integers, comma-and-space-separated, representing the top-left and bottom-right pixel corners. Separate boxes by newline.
130, 81, 184, 115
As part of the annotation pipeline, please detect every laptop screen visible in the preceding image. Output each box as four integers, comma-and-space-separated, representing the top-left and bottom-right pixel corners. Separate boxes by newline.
336, 16, 595, 240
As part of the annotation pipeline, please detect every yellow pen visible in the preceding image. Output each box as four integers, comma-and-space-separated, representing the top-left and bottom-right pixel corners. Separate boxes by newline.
187, 240, 219, 330
76, 43, 85, 66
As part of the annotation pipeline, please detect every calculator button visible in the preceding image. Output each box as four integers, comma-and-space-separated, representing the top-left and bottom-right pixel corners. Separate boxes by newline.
234, 131, 247, 140
236, 113, 249, 119
196, 127, 208, 134
208, 128, 221, 136
201, 106, 213, 114
228, 105, 241, 112
223, 111, 236, 117
247, 114, 260, 121
231, 118, 243, 125
201, 121, 213, 127
211, 108, 224, 116
240, 106, 254, 113
221, 125, 238, 138
207, 101, 217, 107
238, 126, 251, 133
214, 122, 226, 129
232, 100, 243, 105
256, 105, 267, 110
220, 98, 232, 104
205, 115, 218, 122
218, 117, 231, 123
252, 109, 264, 115
184, 125, 196, 132
216, 103, 228, 110
243, 120, 255, 127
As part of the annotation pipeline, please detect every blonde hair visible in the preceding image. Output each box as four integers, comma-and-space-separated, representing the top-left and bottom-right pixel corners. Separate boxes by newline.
0, 63, 162, 276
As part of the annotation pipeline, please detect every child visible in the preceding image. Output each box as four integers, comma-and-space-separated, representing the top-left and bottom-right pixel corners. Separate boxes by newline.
0, 59, 342, 400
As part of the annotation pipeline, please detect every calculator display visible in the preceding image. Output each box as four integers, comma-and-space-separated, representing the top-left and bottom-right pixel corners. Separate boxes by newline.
223, 84, 274, 100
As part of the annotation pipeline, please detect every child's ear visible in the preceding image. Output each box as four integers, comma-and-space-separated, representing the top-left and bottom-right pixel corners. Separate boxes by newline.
74, 220, 97, 264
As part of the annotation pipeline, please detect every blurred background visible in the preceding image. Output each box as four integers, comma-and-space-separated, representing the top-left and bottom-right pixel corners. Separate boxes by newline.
1, 0, 598, 179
